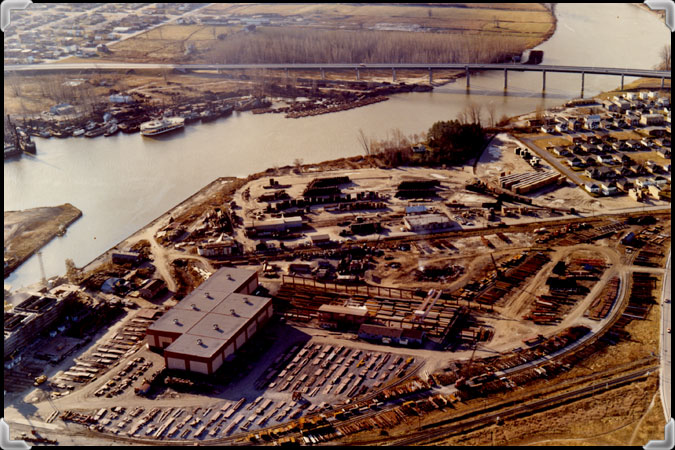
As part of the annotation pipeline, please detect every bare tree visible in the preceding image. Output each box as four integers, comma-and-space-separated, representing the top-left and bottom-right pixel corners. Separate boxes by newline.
357, 128, 372, 156
658, 44, 671, 71
486, 103, 497, 127
467, 102, 483, 125
293, 158, 303, 173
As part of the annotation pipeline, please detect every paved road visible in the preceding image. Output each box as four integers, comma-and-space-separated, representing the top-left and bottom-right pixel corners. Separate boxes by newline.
661, 250, 671, 421
517, 136, 586, 187
3, 62, 671, 78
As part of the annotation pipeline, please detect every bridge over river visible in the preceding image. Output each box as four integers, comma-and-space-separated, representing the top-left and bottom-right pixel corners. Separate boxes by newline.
5, 63, 671, 92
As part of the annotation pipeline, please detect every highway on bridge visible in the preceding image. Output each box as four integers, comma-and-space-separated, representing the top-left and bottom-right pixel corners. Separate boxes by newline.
4, 62, 671, 80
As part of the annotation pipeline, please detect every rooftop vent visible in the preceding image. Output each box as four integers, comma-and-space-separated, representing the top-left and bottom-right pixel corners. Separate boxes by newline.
205, 291, 211, 298
230, 308, 238, 317
213, 323, 220, 331
197, 338, 203, 345
173, 318, 181, 325
191, 303, 198, 310
243, 297, 252, 305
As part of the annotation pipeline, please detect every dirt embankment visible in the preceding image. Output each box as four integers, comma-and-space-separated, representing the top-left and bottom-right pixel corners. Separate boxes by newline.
4, 204, 82, 277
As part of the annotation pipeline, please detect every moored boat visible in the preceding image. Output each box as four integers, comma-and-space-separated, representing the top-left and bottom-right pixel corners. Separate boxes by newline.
140, 117, 185, 137
72, 129, 85, 137
104, 123, 119, 136
85, 126, 106, 138
200, 110, 218, 123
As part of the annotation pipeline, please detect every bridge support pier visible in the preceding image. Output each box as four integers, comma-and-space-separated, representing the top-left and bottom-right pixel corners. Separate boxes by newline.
285, 68, 289, 78
465, 66, 470, 88
321, 68, 325, 80
428, 68, 433, 84
581, 71, 585, 97
504, 69, 507, 90
392, 68, 396, 82
356, 68, 360, 81
542, 70, 546, 92
620, 74, 624, 90
661, 77, 665, 89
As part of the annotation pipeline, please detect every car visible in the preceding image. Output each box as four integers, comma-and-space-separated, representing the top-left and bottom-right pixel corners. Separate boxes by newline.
668, 328, 671, 334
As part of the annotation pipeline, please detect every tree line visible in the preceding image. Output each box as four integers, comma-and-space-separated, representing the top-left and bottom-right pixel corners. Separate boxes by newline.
208, 27, 525, 64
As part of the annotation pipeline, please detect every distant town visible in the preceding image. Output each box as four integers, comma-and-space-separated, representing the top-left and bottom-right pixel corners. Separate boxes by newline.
3, 2, 671, 448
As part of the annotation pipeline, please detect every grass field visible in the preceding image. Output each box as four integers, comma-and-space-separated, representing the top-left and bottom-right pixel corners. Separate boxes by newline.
86, 3, 554, 65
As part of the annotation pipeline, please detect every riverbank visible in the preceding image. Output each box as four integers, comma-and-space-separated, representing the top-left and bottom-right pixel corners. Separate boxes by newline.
4, 204, 82, 278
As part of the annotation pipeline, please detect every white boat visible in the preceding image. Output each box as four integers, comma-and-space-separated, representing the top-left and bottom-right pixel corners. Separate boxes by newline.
140, 117, 185, 137
72, 129, 85, 137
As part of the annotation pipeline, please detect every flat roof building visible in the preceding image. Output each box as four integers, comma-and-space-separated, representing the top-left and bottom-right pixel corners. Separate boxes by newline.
146, 268, 272, 375
403, 213, 453, 232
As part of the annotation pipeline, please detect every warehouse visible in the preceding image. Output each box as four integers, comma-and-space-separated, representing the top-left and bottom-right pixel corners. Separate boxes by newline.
244, 216, 303, 237
358, 324, 425, 346
318, 304, 369, 329
403, 213, 453, 232
145, 267, 272, 375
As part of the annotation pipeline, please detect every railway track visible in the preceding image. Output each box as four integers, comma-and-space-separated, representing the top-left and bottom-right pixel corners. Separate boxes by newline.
224, 209, 670, 265
383, 365, 658, 446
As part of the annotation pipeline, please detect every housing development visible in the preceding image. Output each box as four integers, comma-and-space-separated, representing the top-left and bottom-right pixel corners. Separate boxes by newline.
3, 2, 671, 448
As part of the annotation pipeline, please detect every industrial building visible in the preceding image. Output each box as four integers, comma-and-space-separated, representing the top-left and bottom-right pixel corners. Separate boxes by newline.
358, 324, 425, 346
318, 304, 369, 329
146, 267, 272, 375
244, 216, 303, 237
403, 213, 453, 232
4, 287, 78, 357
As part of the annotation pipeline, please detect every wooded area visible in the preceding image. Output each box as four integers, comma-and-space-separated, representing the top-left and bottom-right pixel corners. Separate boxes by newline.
207, 27, 525, 64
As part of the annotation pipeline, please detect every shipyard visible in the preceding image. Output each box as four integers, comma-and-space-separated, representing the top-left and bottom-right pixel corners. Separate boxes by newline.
3, 2, 671, 448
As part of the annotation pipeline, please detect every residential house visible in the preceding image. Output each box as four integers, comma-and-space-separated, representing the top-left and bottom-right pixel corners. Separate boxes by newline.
615, 167, 634, 179
553, 146, 570, 156
625, 113, 641, 127
640, 114, 664, 126
628, 188, 643, 201
567, 118, 583, 131
615, 178, 633, 192
582, 156, 597, 167
648, 184, 662, 199
625, 140, 642, 151
584, 115, 602, 130
595, 154, 612, 164
635, 178, 654, 188
602, 100, 619, 112
613, 98, 631, 112
566, 156, 583, 168
638, 91, 651, 100
600, 181, 618, 196
654, 175, 669, 186
585, 183, 600, 194
555, 122, 568, 133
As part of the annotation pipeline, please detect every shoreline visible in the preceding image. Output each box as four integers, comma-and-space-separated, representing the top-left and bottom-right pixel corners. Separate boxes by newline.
4, 204, 82, 278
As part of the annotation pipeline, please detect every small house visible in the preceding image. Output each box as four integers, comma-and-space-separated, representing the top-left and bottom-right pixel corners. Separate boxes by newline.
567, 156, 583, 167
640, 114, 664, 126
584, 115, 601, 130
648, 184, 662, 199
585, 183, 600, 194
615, 178, 633, 192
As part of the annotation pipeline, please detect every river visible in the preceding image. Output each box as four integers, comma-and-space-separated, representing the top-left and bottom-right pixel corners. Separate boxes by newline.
4, 3, 670, 289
